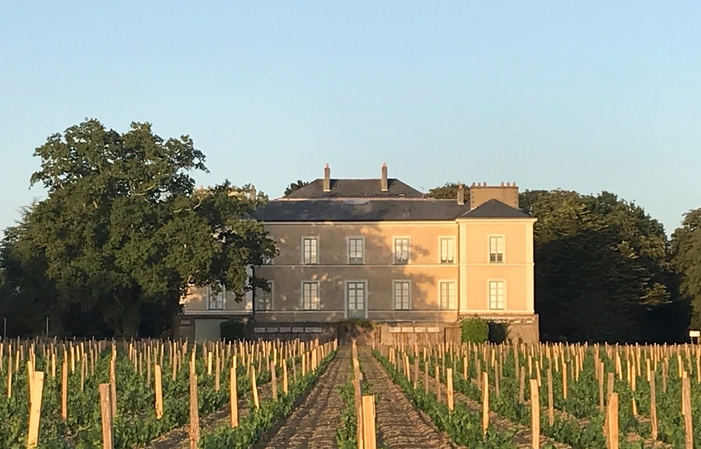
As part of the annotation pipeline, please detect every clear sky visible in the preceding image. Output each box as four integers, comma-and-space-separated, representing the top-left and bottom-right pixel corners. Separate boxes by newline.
1, 1, 700, 234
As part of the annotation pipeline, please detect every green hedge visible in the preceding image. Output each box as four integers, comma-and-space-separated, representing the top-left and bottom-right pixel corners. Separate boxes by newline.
220, 319, 246, 341
461, 317, 509, 343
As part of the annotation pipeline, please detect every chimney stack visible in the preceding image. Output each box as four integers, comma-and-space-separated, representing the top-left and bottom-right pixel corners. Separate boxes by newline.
323, 163, 331, 192
381, 162, 388, 192
249, 185, 256, 200
457, 183, 465, 205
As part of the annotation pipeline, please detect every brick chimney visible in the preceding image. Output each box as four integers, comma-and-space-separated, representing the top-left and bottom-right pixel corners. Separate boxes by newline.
249, 185, 256, 200
469, 182, 519, 210
457, 183, 465, 205
323, 163, 331, 192
381, 162, 388, 192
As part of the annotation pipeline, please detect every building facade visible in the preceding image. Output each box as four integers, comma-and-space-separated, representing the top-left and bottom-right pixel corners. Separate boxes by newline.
180, 164, 538, 342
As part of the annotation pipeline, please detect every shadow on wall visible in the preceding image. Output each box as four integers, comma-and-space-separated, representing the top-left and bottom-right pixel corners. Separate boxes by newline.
258, 219, 450, 322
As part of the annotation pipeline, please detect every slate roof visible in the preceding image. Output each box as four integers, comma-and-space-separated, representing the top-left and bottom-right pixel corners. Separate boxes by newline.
254, 199, 472, 221
284, 178, 424, 199
459, 199, 532, 219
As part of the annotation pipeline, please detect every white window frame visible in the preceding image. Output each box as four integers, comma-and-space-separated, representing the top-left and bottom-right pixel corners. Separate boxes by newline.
348, 237, 365, 265
344, 280, 368, 318
488, 280, 506, 310
301, 236, 319, 265
256, 280, 274, 311
301, 281, 320, 310
489, 235, 505, 263
392, 280, 411, 310
206, 285, 226, 310
438, 280, 457, 310
439, 236, 455, 264
393, 237, 411, 265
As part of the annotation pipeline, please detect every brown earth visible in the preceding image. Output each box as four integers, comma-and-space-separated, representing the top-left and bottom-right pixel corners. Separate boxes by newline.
254, 347, 349, 449
359, 347, 460, 449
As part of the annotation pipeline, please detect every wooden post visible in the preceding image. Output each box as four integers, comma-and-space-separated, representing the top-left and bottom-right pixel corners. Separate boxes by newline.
362, 395, 377, 449
518, 369, 525, 403
446, 368, 454, 411
530, 378, 540, 449
154, 365, 163, 419
271, 360, 278, 401
189, 372, 200, 449
650, 371, 657, 441
282, 359, 289, 394
682, 377, 693, 449
424, 361, 429, 394
547, 365, 554, 426
251, 366, 260, 409
27, 371, 44, 449
434, 365, 441, 402
607, 392, 619, 449
230, 366, 238, 427
61, 359, 68, 421
96, 383, 113, 449
109, 358, 117, 419
482, 372, 489, 439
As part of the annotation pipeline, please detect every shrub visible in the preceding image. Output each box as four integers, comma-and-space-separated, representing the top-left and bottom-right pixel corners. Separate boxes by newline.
220, 319, 246, 341
488, 321, 509, 344
461, 317, 489, 343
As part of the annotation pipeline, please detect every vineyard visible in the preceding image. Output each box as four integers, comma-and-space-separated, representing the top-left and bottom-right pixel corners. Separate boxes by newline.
2, 338, 701, 449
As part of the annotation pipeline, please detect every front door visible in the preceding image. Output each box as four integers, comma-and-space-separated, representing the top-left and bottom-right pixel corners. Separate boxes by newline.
346, 281, 366, 319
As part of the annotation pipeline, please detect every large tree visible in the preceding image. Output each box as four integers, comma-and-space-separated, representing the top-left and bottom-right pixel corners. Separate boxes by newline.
5, 119, 276, 337
672, 208, 701, 328
520, 189, 683, 342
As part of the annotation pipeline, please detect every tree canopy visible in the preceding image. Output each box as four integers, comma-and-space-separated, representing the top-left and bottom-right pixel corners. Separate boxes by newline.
0, 119, 276, 337
284, 180, 310, 196
672, 208, 701, 328
427, 182, 464, 200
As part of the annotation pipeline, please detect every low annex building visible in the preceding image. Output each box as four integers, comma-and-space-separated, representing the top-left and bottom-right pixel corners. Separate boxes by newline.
179, 164, 538, 343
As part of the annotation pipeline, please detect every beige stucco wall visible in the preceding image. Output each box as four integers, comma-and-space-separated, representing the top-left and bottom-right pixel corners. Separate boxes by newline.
181, 216, 536, 328
181, 284, 253, 313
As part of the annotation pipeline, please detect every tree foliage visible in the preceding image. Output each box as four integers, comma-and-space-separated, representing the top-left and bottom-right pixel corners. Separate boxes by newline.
521, 189, 683, 343
672, 208, 701, 328
284, 180, 310, 196
427, 182, 465, 200
0, 119, 276, 337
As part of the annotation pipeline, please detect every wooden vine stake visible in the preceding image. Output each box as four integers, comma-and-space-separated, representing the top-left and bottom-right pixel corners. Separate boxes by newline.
251, 366, 260, 409
189, 372, 200, 449
434, 365, 441, 403
547, 365, 554, 426
482, 372, 489, 440
230, 364, 238, 427
99, 383, 113, 449
650, 372, 657, 441
361, 395, 377, 449
61, 359, 68, 420
530, 378, 540, 449
282, 359, 289, 394
606, 392, 619, 449
446, 368, 454, 411
27, 371, 44, 449
154, 364, 163, 419
109, 358, 117, 419
682, 376, 693, 449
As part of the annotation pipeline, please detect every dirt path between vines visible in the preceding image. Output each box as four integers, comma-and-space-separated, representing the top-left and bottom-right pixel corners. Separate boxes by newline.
359, 347, 460, 449
254, 347, 348, 449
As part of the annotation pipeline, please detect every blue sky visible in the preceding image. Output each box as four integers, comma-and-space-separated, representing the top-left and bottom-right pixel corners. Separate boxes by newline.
1, 1, 700, 234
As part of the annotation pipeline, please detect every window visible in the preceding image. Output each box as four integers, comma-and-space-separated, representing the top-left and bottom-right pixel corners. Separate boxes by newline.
302, 237, 319, 264
489, 281, 505, 310
489, 236, 504, 263
207, 285, 225, 310
348, 238, 364, 264
440, 238, 455, 264
439, 281, 456, 310
256, 281, 273, 311
302, 281, 320, 310
394, 238, 410, 264
346, 282, 366, 313
393, 281, 411, 310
